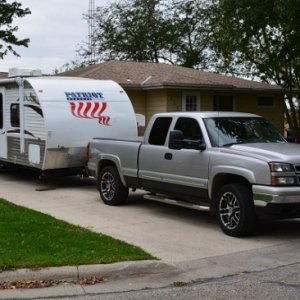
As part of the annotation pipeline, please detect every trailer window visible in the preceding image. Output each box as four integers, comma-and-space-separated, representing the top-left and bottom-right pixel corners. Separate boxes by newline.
11, 104, 20, 127
0, 94, 3, 129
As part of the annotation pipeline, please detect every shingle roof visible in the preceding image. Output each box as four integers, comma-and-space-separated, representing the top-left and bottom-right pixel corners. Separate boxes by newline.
60, 60, 283, 93
0, 72, 8, 79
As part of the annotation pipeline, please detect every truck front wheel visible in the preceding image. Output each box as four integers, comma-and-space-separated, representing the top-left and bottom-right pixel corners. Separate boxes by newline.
216, 183, 256, 237
98, 166, 129, 205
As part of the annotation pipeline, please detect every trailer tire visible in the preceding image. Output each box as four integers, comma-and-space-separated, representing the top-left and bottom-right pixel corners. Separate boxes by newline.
98, 166, 128, 206
216, 183, 256, 237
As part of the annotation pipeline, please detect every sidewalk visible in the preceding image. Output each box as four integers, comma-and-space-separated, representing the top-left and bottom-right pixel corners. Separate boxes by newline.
1, 240, 300, 299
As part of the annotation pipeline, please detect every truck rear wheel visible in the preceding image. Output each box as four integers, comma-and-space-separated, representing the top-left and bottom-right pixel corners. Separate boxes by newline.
98, 166, 128, 205
216, 183, 256, 237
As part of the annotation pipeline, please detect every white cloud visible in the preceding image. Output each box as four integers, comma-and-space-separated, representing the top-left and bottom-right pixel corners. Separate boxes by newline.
1, 0, 111, 73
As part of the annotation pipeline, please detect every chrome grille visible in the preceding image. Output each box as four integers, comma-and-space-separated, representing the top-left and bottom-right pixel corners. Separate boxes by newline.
294, 165, 300, 185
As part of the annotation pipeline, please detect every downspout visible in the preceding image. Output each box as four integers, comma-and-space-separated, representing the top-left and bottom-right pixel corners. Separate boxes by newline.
15, 77, 25, 153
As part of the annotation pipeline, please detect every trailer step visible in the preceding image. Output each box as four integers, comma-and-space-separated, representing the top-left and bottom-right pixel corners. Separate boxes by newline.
143, 194, 210, 212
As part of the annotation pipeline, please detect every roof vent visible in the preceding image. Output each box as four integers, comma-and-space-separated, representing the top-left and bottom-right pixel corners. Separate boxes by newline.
8, 68, 42, 78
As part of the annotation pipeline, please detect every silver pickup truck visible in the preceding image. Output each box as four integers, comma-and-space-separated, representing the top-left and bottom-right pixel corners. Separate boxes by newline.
87, 112, 300, 236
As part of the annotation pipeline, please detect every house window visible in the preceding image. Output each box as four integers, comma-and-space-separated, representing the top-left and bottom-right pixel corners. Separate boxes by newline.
182, 92, 200, 111
213, 95, 234, 111
257, 96, 274, 107
11, 104, 20, 127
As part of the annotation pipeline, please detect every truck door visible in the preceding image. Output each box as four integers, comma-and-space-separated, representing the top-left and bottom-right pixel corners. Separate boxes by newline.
139, 116, 209, 204
0, 88, 7, 159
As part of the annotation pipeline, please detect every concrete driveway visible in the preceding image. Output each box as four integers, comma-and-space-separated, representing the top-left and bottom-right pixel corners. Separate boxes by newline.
1, 168, 300, 264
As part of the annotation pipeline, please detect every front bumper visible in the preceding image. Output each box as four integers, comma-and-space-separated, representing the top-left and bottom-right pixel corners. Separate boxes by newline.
253, 185, 300, 207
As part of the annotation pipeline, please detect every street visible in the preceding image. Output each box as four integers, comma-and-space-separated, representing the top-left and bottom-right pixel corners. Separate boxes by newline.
42, 262, 299, 300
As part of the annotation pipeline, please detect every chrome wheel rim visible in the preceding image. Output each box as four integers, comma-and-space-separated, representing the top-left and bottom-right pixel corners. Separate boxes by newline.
219, 192, 240, 230
101, 172, 115, 201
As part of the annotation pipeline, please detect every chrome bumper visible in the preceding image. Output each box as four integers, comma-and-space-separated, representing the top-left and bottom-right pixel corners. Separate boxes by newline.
253, 185, 300, 207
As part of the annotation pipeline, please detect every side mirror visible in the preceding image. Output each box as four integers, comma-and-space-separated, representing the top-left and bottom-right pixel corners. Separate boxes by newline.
169, 130, 184, 150
169, 130, 206, 151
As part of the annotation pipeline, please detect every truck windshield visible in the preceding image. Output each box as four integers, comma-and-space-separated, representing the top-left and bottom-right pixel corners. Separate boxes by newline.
203, 117, 286, 147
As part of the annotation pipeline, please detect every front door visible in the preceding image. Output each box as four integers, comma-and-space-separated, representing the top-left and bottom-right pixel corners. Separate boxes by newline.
139, 116, 210, 204
0, 88, 7, 159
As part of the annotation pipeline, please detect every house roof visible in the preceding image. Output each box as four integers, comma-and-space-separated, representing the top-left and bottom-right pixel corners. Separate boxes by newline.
0, 72, 8, 79
60, 60, 283, 93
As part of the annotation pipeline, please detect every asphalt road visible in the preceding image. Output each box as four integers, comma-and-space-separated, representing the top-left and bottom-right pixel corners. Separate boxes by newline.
50, 262, 300, 300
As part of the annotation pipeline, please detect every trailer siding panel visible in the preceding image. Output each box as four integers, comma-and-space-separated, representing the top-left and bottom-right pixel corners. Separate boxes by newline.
7, 137, 45, 168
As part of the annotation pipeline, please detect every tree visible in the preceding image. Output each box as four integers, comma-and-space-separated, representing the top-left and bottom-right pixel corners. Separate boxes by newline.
210, 0, 300, 136
0, 0, 31, 59
79, 0, 173, 64
170, 0, 212, 69
78, 0, 213, 69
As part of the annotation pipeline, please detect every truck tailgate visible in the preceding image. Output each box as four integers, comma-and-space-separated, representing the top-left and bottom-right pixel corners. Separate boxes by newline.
88, 138, 142, 179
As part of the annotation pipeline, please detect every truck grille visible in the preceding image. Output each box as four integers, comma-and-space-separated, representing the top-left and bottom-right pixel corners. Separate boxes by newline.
294, 165, 300, 185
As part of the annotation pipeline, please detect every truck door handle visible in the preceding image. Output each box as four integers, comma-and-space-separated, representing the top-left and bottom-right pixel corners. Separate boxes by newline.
164, 153, 173, 160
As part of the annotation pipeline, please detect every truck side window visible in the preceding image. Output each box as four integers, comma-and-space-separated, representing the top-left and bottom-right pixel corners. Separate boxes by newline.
11, 104, 20, 127
149, 117, 172, 145
174, 117, 202, 140
0, 94, 3, 129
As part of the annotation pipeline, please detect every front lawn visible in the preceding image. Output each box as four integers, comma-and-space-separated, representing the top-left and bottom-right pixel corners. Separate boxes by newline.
0, 198, 154, 271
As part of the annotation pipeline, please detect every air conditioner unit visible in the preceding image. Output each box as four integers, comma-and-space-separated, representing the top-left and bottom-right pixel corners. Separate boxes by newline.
8, 68, 42, 78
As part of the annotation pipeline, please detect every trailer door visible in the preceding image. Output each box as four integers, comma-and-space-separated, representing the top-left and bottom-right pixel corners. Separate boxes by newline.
0, 88, 7, 159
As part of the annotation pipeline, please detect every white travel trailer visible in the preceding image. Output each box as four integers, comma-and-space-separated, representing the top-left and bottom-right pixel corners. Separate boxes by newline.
0, 69, 138, 175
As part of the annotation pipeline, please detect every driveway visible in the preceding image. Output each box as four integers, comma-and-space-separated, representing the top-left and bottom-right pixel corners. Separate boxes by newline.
1, 168, 300, 264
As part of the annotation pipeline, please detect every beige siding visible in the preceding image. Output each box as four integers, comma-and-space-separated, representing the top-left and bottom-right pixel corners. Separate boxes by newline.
126, 90, 146, 116
167, 89, 182, 111
199, 90, 214, 111
145, 89, 167, 123
235, 93, 285, 134
126, 87, 285, 135
167, 89, 214, 112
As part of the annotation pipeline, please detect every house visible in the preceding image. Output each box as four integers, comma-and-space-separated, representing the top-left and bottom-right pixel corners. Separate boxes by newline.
60, 60, 285, 134
0, 72, 8, 79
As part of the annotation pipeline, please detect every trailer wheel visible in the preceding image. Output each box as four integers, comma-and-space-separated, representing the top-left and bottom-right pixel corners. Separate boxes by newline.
216, 183, 256, 237
98, 166, 128, 205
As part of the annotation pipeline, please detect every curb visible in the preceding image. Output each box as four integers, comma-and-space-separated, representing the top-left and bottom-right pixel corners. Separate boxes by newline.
0, 260, 178, 284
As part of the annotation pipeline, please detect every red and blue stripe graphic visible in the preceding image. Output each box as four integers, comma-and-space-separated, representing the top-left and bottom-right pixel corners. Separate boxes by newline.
69, 101, 110, 125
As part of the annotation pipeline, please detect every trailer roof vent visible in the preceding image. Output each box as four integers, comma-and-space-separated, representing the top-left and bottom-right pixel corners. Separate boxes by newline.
8, 68, 42, 78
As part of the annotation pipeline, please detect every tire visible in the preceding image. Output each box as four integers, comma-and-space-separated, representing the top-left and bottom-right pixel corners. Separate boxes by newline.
216, 183, 256, 237
98, 166, 128, 205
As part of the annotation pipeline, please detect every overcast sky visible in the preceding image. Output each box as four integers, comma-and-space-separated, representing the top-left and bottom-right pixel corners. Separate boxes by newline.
1, 0, 111, 74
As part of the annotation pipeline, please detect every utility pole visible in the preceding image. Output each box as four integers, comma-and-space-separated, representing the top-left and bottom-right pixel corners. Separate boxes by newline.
88, 0, 96, 64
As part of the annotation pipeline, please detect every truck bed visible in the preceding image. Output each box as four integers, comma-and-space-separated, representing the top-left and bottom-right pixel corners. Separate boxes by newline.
88, 137, 143, 182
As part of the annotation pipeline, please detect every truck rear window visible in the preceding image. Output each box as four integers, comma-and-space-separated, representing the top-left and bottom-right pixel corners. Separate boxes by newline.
149, 117, 172, 145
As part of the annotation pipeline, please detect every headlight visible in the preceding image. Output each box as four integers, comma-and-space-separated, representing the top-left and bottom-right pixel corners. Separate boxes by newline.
269, 162, 294, 172
269, 162, 297, 186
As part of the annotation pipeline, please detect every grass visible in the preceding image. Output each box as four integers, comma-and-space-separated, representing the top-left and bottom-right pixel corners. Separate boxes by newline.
0, 198, 154, 271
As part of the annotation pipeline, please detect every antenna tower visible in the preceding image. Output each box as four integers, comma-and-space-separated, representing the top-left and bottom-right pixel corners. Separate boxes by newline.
88, 0, 96, 64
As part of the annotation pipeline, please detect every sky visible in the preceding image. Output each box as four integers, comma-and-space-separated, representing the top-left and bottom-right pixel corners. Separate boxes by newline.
0, 0, 111, 74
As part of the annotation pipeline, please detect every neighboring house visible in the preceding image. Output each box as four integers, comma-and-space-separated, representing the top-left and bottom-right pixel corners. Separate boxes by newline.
61, 60, 285, 134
